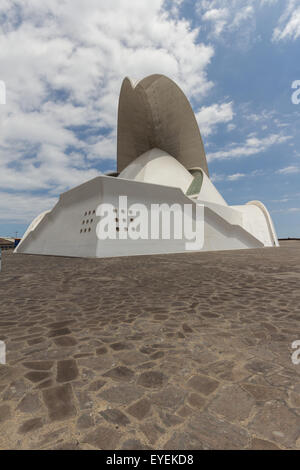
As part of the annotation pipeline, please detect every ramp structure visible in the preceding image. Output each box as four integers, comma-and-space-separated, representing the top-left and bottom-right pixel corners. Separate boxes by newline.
15, 75, 279, 258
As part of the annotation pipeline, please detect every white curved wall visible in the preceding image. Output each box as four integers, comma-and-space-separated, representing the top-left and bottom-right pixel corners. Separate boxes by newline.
14, 210, 51, 253
118, 148, 193, 194
232, 202, 278, 247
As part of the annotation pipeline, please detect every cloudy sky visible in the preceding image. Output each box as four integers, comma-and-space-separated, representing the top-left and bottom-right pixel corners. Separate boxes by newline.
0, 0, 300, 238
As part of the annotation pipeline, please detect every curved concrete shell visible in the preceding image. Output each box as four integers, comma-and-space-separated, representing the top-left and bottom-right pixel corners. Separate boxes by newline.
117, 74, 209, 176
118, 147, 193, 194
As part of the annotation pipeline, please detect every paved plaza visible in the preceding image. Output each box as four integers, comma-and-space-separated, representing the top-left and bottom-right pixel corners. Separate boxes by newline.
0, 242, 300, 449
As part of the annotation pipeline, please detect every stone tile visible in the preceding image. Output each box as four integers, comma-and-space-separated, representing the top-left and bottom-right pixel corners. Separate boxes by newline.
242, 383, 286, 402
187, 393, 206, 410
88, 379, 106, 392
16, 392, 41, 413
110, 342, 133, 351
126, 397, 152, 420
42, 383, 77, 421
96, 346, 108, 355
249, 400, 300, 447
288, 392, 300, 408
83, 425, 121, 449
48, 328, 72, 337
187, 374, 219, 396
176, 405, 193, 418
22, 361, 54, 371
25, 371, 51, 383
164, 431, 205, 450
35, 379, 54, 390
47, 320, 75, 329
151, 386, 186, 410
56, 359, 79, 382
250, 438, 281, 450
53, 336, 77, 347
208, 384, 255, 422
121, 439, 151, 450
99, 408, 130, 426
53, 441, 81, 450
2, 378, 28, 401
188, 412, 249, 449
18, 417, 44, 434
103, 366, 134, 382
158, 410, 183, 427
75, 390, 93, 410
77, 413, 95, 430
0, 404, 11, 424
245, 359, 278, 375
140, 421, 165, 445
99, 384, 144, 405
118, 350, 148, 366
137, 371, 167, 388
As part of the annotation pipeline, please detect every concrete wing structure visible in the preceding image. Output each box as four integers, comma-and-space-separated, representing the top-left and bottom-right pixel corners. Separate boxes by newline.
15, 74, 279, 258
117, 75, 209, 176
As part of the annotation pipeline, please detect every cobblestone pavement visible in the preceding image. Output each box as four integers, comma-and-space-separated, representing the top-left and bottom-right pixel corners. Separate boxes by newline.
0, 241, 300, 450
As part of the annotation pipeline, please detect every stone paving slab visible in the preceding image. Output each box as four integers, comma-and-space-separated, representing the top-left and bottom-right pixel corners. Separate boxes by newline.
0, 241, 300, 449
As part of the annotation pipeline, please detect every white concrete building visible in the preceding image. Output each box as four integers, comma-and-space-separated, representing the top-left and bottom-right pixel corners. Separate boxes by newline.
15, 75, 279, 258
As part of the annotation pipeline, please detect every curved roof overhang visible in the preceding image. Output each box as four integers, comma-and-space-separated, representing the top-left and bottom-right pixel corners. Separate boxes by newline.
117, 74, 209, 176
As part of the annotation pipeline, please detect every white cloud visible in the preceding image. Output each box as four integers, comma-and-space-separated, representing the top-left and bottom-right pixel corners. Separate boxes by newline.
272, 207, 300, 213
211, 169, 262, 183
272, 0, 300, 41
276, 165, 300, 174
207, 133, 292, 161
227, 173, 246, 181
196, 102, 234, 136
0, 0, 215, 222
202, 8, 229, 36
0, 192, 58, 222
198, 1, 256, 43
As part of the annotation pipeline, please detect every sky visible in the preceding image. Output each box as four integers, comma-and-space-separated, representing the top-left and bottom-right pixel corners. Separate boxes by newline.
0, 0, 300, 238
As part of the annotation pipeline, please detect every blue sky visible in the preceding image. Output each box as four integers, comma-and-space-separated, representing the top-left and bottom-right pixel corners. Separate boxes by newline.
0, 0, 300, 238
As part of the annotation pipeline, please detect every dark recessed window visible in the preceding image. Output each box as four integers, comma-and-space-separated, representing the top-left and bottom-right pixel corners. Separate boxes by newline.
88, 228, 91, 232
